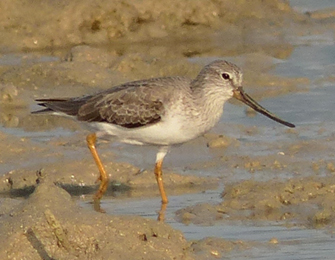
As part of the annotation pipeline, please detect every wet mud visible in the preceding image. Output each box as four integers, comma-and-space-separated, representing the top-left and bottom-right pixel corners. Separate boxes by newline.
1, 0, 335, 259
176, 176, 335, 227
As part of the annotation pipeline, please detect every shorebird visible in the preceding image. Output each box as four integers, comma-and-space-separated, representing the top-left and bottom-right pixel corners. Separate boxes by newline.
34, 60, 295, 208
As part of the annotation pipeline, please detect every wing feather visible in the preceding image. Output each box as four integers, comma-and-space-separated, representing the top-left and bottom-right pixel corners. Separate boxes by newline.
77, 80, 166, 128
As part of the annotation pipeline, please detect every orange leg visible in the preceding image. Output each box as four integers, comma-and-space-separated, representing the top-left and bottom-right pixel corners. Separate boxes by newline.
86, 133, 109, 202
157, 203, 167, 222
154, 150, 169, 204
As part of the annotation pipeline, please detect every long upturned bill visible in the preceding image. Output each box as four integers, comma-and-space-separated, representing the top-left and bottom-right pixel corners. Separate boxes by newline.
233, 87, 295, 128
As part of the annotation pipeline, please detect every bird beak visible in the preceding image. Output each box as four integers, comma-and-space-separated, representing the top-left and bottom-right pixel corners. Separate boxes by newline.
233, 87, 295, 128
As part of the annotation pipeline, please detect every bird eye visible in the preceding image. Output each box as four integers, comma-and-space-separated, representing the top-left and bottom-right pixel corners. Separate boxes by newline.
221, 73, 230, 80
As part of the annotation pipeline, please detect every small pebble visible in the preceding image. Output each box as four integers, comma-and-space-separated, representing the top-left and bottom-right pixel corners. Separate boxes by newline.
269, 237, 278, 244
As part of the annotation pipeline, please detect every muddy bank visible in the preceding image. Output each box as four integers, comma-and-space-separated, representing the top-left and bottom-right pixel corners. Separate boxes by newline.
0, 0, 300, 51
0, 176, 260, 260
0, 178, 192, 259
176, 175, 335, 229
1, 0, 335, 259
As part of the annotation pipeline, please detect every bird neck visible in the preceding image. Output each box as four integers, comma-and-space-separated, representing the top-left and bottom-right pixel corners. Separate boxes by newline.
189, 81, 228, 133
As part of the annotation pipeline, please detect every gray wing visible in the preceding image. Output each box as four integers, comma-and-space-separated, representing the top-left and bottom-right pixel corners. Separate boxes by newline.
35, 77, 189, 128
77, 79, 168, 128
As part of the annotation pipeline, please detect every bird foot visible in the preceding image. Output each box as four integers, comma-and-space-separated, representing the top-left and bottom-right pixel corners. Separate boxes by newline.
93, 197, 106, 213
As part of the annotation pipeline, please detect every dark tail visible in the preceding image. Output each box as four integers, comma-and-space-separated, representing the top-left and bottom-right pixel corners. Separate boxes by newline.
33, 98, 87, 116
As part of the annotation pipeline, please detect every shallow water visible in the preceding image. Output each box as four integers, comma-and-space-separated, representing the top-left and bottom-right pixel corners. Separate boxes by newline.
78, 42, 335, 257
78, 2, 335, 258
291, 0, 335, 12
2, 1, 335, 259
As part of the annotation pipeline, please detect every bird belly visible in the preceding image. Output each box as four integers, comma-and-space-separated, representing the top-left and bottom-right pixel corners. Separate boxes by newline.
89, 116, 202, 146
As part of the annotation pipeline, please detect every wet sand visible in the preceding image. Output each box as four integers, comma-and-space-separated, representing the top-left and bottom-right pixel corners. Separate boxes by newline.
1, 0, 335, 259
